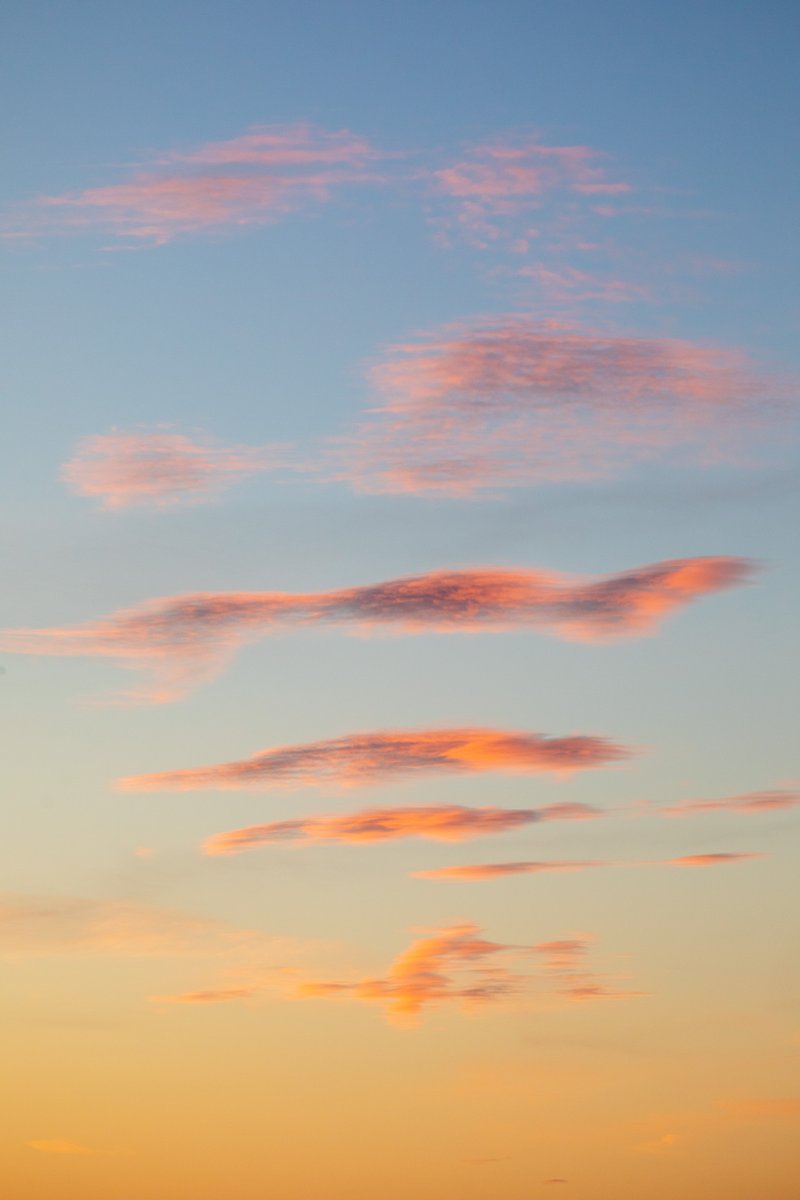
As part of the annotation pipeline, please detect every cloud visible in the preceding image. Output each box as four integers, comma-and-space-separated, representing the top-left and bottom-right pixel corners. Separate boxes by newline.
117, 727, 631, 793
299, 923, 643, 1024
413, 851, 763, 881
333, 316, 790, 495
28, 1140, 95, 1156
0, 892, 257, 958
151, 987, 258, 1004
61, 429, 286, 509
663, 789, 800, 817
204, 802, 600, 857
532, 936, 645, 1003
6, 122, 384, 245
432, 137, 630, 249
666, 852, 764, 867
0, 555, 752, 701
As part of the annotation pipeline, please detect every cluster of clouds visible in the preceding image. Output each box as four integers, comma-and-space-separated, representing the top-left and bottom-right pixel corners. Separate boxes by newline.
299, 924, 644, 1024
55, 315, 792, 507
4, 122, 632, 250
0, 555, 754, 701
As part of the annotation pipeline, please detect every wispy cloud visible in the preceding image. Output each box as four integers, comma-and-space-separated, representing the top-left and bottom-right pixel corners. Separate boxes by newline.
662, 789, 800, 817
0, 892, 257, 958
299, 923, 644, 1024
431, 136, 630, 250
28, 1140, 96, 1156
0, 556, 753, 702
6, 122, 385, 246
204, 802, 599, 857
414, 852, 763, 880
61, 429, 287, 509
117, 726, 631, 794
334, 316, 790, 496
414, 859, 609, 881
150, 986, 259, 1005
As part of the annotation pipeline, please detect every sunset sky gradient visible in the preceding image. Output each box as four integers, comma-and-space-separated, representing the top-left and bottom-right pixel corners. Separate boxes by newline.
2, 3, 799, 1199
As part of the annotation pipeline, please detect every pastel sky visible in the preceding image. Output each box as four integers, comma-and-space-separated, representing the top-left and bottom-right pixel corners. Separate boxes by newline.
2, 3, 799, 1198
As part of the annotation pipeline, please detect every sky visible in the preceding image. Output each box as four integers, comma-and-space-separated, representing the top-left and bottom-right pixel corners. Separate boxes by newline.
1, 2, 799, 1197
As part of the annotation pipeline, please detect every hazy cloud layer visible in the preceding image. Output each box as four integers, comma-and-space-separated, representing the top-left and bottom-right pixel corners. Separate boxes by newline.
663, 789, 800, 817
7, 122, 385, 245
0, 892, 258, 958
204, 802, 599, 856
335, 316, 790, 495
61, 430, 287, 509
0, 556, 753, 702
118, 727, 631, 793
299, 923, 644, 1024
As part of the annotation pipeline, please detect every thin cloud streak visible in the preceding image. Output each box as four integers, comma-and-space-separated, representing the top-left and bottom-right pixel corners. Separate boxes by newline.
413, 852, 763, 880
6, 122, 386, 245
204, 802, 600, 857
117, 727, 632, 794
334, 316, 791, 496
61, 430, 287, 509
663, 789, 800, 816
0, 556, 754, 702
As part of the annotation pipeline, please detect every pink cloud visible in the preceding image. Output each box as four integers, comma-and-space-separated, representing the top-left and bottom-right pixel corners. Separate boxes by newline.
204, 801, 600, 857
334, 316, 789, 496
7, 122, 385, 245
61, 430, 286, 509
663, 789, 800, 817
151, 987, 258, 1005
116, 726, 632, 794
431, 137, 631, 248
0, 556, 754, 702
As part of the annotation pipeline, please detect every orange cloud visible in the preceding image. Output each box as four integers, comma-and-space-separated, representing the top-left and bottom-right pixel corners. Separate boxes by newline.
414, 851, 763, 881
28, 1140, 95, 1156
151, 987, 258, 1005
204, 802, 600, 857
0, 556, 753, 702
300, 923, 643, 1024
335, 316, 789, 495
8, 122, 384, 245
117, 726, 631, 794
61, 429, 286, 509
666, 852, 764, 867
414, 859, 607, 881
663, 789, 800, 817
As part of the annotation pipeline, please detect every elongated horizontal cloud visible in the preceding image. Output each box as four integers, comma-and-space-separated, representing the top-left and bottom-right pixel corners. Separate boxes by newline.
204, 802, 599, 856
414, 852, 762, 880
152, 987, 258, 1005
663, 789, 800, 816
666, 852, 763, 867
300, 923, 643, 1024
414, 859, 609, 880
6, 122, 385, 245
61, 430, 286, 509
118, 727, 631, 794
335, 316, 790, 495
28, 1140, 95, 1156
0, 555, 753, 702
